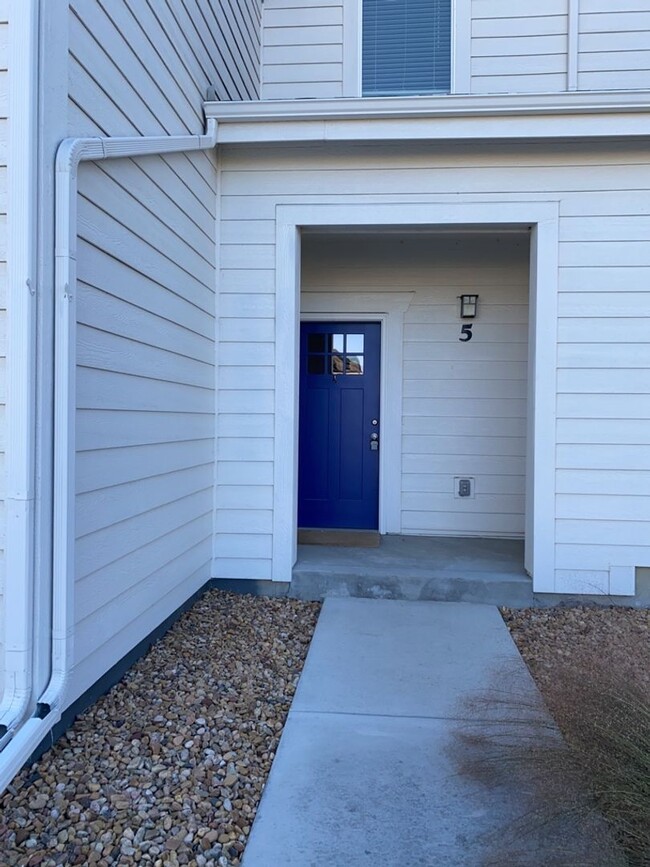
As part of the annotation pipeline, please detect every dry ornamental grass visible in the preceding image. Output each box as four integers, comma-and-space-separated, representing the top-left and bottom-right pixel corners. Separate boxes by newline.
503, 605, 650, 867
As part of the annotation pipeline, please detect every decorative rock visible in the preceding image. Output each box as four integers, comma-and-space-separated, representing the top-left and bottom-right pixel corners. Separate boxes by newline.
165, 837, 183, 851
0, 592, 320, 867
28, 795, 48, 811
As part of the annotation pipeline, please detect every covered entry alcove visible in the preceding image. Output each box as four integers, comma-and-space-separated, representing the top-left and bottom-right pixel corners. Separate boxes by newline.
272, 202, 559, 597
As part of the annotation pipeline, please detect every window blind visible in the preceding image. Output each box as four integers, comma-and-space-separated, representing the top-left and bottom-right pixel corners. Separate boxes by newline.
362, 0, 452, 96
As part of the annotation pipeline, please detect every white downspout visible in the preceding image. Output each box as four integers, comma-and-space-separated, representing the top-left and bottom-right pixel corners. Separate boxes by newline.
0, 119, 217, 791
0, 0, 40, 746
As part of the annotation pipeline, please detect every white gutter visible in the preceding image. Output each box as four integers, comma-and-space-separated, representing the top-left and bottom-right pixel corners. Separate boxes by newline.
205, 90, 650, 145
207, 89, 650, 121
0, 0, 40, 747
0, 118, 217, 791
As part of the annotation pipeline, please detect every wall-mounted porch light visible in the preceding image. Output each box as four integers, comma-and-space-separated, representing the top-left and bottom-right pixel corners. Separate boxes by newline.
459, 294, 479, 319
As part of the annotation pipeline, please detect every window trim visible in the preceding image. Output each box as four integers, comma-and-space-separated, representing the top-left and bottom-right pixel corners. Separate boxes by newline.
343, 0, 471, 97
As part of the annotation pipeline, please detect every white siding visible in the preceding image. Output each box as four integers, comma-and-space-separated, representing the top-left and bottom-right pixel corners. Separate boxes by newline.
69, 0, 261, 138
261, 0, 572, 98
71, 156, 216, 703
261, 0, 344, 99
217, 140, 650, 594
302, 234, 529, 538
0, 0, 7, 701
65, 0, 260, 703
260, 0, 650, 99
579, 0, 650, 91
471, 0, 568, 94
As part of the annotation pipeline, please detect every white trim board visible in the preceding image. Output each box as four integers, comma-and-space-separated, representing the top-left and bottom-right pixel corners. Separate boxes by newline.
452, 0, 471, 95
342, 0, 362, 98
272, 201, 559, 594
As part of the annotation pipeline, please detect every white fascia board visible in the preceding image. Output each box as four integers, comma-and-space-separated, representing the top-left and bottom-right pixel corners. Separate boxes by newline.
205, 90, 650, 144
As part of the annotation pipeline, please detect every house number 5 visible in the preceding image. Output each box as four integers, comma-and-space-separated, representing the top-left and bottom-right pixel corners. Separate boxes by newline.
459, 324, 473, 342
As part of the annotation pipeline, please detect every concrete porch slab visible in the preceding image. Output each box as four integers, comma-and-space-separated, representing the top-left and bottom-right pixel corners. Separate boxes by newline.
242, 598, 613, 867
292, 534, 533, 606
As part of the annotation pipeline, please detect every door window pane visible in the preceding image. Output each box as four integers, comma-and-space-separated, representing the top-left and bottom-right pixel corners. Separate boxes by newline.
308, 355, 325, 375
329, 334, 345, 353
346, 334, 364, 354
308, 333, 325, 353
346, 355, 364, 375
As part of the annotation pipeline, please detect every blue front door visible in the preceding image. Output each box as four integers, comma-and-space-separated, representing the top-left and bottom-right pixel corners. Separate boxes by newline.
298, 322, 381, 530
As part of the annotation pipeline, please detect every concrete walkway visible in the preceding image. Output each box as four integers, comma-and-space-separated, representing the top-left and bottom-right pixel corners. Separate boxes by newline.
242, 598, 605, 866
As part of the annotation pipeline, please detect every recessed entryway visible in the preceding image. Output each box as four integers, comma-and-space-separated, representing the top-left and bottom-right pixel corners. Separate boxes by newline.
273, 201, 559, 591
300, 229, 530, 564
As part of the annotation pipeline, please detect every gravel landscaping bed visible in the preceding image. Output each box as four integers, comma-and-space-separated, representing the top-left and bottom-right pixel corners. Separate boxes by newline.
502, 604, 650, 696
2, 597, 646, 867
0, 590, 320, 867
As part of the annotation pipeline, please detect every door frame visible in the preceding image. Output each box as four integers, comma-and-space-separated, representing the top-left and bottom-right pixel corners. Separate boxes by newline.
272, 201, 560, 593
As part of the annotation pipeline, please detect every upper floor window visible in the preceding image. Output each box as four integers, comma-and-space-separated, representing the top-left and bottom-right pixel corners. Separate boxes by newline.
362, 0, 452, 96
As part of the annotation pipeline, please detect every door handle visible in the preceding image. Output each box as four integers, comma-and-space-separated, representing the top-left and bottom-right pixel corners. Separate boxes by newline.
370, 432, 379, 451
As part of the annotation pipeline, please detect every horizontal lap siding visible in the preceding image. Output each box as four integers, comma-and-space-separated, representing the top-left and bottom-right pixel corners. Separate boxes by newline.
261, 0, 343, 99
219, 140, 650, 592
72, 157, 215, 706
0, 4, 7, 699
471, 0, 568, 93
258, 1, 650, 99
215, 196, 275, 580
557, 171, 650, 587
302, 234, 529, 538
579, 2, 650, 90
69, 0, 261, 137
66, 0, 261, 703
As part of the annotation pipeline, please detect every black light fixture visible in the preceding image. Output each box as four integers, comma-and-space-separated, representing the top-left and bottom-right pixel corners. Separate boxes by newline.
459, 294, 478, 319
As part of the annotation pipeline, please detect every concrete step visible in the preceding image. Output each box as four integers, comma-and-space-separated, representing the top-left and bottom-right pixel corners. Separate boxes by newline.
291, 535, 533, 606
